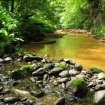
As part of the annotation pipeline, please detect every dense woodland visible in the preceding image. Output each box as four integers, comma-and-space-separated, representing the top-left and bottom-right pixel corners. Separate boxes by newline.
0, 0, 105, 57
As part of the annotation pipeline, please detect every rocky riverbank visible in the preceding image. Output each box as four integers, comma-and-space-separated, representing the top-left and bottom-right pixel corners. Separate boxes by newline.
0, 53, 105, 105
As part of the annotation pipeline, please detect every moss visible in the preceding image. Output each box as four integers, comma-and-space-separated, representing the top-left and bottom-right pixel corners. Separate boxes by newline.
20, 65, 34, 75
88, 66, 103, 73
71, 79, 87, 92
56, 63, 66, 69
11, 65, 34, 79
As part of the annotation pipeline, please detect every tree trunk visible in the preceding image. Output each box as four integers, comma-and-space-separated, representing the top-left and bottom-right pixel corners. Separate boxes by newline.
11, 0, 14, 12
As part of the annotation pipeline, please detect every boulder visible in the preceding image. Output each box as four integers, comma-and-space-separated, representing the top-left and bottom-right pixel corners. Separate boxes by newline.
49, 67, 63, 75
75, 63, 83, 71
30, 90, 44, 98
43, 63, 54, 70
54, 97, 65, 105
0, 58, 4, 63
66, 78, 87, 97
98, 72, 105, 79
4, 57, 12, 63
13, 88, 34, 100
58, 77, 69, 83
69, 69, 79, 76
32, 68, 46, 76
55, 62, 66, 69
11, 65, 34, 79
59, 71, 69, 77
24, 56, 43, 62
95, 84, 105, 91
76, 74, 85, 79
94, 90, 105, 105
4, 97, 18, 103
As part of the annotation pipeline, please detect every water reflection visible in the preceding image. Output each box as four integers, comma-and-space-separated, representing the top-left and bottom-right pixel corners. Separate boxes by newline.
24, 34, 105, 70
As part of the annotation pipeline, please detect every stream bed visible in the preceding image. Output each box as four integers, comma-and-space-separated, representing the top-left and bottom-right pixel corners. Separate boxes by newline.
1, 34, 105, 105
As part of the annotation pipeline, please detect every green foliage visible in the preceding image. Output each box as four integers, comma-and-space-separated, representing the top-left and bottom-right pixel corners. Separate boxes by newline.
20, 17, 55, 42
56, 0, 89, 28
0, 6, 23, 56
91, 25, 105, 37
88, 66, 103, 73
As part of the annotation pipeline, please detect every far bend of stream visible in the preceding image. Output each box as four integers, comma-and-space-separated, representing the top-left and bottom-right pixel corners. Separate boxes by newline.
24, 34, 105, 71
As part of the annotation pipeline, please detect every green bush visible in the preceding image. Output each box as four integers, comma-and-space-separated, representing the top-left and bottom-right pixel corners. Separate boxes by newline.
0, 7, 23, 56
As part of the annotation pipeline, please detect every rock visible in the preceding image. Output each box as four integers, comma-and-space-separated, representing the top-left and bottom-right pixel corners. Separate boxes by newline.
59, 70, 69, 77
0, 58, 4, 63
32, 68, 46, 76
43, 63, 54, 70
95, 84, 105, 91
43, 74, 49, 81
76, 74, 85, 79
4, 57, 12, 63
49, 67, 63, 75
54, 62, 66, 70
30, 90, 44, 98
54, 97, 65, 105
63, 59, 71, 64
11, 69, 23, 79
13, 88, 34, 100
4, 88, 11, 94
0, 86, 3, 92
58, 77, 69, 83
75, 63, 83, 71
94, 90, 105, 104
98, 72, 105, 79
87, 82, 94, 87
69, 69, 79, 76
24, 56, 43, 62
12, 81, 20, 86
4, 97, 18, 103
34, 64, 43, 70
11, 65, 34, 79
66, 78, 87, 96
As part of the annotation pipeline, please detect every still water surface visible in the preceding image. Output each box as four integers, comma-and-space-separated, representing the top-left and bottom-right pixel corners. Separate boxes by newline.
24, 34, 105, 70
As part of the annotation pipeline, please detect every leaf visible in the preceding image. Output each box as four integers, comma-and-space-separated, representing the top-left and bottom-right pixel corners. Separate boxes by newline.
0, 28, 8, 36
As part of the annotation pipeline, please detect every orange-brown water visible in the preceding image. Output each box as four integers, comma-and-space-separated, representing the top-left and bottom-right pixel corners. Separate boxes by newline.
24, 34, 105, 71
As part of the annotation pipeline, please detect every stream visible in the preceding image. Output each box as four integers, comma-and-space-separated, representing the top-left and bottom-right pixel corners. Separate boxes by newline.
1, 34, 105, 105
24, 34, 105, 71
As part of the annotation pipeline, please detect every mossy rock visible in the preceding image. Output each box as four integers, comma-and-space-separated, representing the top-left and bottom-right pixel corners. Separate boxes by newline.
11, 65, 34, 79
88, 66, 103, 73
11, 69, 23, 79
56, 63, 66, 70
20, 65, 34, 75
66, 78, 87, 97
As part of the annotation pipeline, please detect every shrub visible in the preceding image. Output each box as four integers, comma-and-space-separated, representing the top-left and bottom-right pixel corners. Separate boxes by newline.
0, 6, 23, 56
